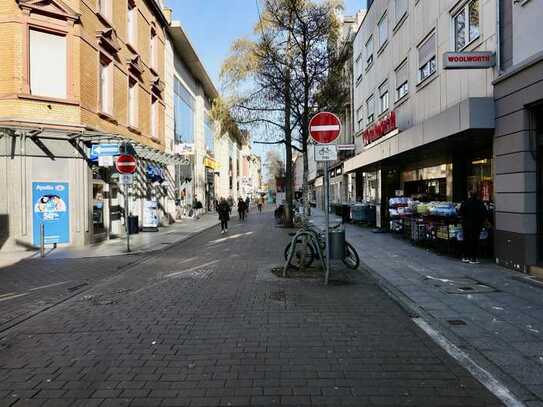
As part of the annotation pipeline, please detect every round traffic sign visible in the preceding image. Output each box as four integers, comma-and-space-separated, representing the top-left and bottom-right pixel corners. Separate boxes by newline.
309, 112, 341, 144
116, 154, 137, 174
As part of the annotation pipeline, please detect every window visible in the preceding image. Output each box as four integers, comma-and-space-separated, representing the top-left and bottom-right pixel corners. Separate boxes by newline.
174, 78, 195, 143
395, 0, 408, 22
418, 32, 436, 82
366, 95, 375, 124
205, 115, 214, 155
127, 1, 137, 47
128, 77, 138, 128
29, 29, 67, 99
97, 0, 112, 20
356, 106, 363, 131
395, 60, 409, 100
151, 94, 159, 140
99, 55, 113, 115
150, 29, 158, 71
355, 53, 363, 83
454, 0, 480, 51
379, 82, 389, 113
365, 36, 374, 67
378, 14, 388, 48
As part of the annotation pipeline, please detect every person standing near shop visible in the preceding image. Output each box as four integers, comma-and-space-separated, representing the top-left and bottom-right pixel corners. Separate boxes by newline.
217, 198, 230, 234
237, 197, 247, 222
460, 191, 487, 264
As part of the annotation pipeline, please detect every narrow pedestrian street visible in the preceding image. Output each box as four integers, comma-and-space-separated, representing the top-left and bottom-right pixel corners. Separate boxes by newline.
0, 213, 502, 407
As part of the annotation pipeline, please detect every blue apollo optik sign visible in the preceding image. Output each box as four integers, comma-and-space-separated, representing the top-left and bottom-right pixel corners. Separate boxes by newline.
32, 182, 70, 246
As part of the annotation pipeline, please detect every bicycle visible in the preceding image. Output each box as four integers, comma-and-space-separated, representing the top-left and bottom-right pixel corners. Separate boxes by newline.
284, 218, 360, 270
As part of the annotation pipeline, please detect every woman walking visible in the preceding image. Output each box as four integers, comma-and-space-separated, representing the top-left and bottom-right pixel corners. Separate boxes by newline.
217, 198, 230, 234
237, 198, 247, 222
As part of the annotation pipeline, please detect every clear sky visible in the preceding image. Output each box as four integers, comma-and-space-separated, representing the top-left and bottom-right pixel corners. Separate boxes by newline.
167, 0, 366, 166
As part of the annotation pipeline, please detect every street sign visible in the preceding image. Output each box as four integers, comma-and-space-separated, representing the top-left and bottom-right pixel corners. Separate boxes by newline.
119, 173, 134, 185
90, 143, 120, 159
309, 112, 341, 144
443, 51, 495, 69
98, 155, 114, 167
315, 145, 338, 162
116, 154, 137, 174
337, 144, 355, 151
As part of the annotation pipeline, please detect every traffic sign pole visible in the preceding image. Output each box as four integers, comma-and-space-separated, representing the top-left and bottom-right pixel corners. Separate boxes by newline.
324, 160, 330, 286
125, 184, 130, 253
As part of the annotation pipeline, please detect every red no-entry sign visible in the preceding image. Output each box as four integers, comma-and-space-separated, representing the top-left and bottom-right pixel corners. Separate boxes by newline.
116, 154, 137, 174
309, 112, 341, 144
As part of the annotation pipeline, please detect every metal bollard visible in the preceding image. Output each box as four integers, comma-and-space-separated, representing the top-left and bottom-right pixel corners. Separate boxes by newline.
40, 223, 45, 258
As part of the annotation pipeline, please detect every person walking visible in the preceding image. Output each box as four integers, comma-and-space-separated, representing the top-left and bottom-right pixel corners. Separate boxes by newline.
257, 195, 263, 213
460, 191, 487, 264
237, 198, 246, 222
245, 197, 251, 218
217, 198, 230, 234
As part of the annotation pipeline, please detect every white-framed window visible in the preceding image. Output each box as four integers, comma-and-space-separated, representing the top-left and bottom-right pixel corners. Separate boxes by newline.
29, 29, 67, 99
418, 32, 436, 82
99, 55, 113, 115
366, 95, 375, 124
356, 106, 363, 131
151, 94, 159, 139
355, 52, 363, 83
395, 60, 409, 100
127, 1, 137, 47
453, 0, 480, 51
97, 0, 112, 20
378, 13, 388, 48
128, 77, 138, 128
379, 81, 389, 113
150, 28, 158, 71
365, 36, 374, 67
395, 0, 408, 23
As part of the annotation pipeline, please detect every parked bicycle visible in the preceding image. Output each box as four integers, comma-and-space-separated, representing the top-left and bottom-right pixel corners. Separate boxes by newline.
284, 219, 360, 270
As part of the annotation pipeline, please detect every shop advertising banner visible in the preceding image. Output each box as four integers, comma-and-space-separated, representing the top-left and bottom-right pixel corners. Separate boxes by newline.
32, 182, 70, 246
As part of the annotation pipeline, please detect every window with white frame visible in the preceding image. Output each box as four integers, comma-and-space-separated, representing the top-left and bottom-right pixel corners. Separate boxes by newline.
128, 77, 138, 128
379, 81, 389, 113
395, 60, 409, 100
365, 36, 374, 67
29, 29, 67, 99
418, 32, 436, 82
97, 0, 112, 20
395, 0, 408, 23
127, 1, 137, 48
378, 13, 388, 48
356, 106, 363, 131
453, 0, 480, 51
366, 95, 375, 124
355, 52, 363, 83
99, 55, 113, 115
151, 94, 159, 140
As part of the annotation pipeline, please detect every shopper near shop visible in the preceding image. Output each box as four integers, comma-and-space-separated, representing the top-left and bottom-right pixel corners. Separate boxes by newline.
460, 191, 487, 264
217, 198, 230, 234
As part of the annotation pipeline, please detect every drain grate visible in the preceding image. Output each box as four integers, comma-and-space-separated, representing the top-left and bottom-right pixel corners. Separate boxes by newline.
448, 319, 467, 326
423, 276, 497, 294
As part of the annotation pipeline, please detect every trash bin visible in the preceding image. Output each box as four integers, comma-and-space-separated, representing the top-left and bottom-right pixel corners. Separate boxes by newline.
328, 228, 346, 260
128, 215, 139, 234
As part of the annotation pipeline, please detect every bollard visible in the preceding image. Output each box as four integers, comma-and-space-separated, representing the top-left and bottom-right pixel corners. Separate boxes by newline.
40, 223, 45, 258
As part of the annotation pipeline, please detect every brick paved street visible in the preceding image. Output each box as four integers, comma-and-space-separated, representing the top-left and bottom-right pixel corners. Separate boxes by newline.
0, 213, 503, 406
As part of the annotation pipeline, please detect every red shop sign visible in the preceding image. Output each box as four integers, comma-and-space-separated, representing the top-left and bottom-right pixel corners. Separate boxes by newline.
362, 111, 397, 146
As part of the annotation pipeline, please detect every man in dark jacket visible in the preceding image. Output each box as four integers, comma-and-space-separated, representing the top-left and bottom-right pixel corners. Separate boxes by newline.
460, 191, 487, 264
217, 198, 230, 234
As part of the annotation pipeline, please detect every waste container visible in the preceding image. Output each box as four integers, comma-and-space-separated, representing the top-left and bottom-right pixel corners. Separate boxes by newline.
128, 215, 139, 234
328, 228, 346, 260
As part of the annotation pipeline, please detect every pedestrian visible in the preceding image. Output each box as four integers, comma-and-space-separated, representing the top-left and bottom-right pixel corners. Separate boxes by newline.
257, 195, 263, 213
460, 191, 487, 264
217, 197, 230, 234
193, 197, 203, 220
237, 198, 246, 222
245, 196, 250, 218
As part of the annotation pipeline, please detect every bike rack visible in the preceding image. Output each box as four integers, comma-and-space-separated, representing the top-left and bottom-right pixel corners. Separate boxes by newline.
283, 229, 327, 280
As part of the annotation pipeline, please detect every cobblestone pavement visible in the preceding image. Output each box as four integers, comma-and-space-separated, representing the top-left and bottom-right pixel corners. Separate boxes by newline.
0, 213, 503, 406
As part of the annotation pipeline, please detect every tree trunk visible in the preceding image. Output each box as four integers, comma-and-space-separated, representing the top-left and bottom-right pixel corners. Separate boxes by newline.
283, 69, 294, 228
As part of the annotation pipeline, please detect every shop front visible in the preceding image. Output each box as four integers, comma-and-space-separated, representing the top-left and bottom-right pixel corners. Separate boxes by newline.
204, 156, 220, 211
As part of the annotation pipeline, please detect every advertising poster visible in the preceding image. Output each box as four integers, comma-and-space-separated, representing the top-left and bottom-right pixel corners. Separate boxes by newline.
143, 199, 159, 229
32, 182, 70, 246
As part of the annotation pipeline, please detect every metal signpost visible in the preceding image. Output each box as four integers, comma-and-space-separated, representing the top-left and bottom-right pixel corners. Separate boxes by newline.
309, 112, 341, 285
116, 154, 137, 253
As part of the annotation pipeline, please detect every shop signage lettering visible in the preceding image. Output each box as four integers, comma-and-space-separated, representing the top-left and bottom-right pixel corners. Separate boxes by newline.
443, 52, 495, 69
362, 111, 397, 146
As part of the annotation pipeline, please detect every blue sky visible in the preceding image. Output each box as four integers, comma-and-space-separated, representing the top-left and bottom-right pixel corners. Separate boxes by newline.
167, 0, 366, 164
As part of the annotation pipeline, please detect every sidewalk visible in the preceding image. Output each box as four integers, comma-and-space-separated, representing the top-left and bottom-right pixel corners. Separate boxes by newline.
0, 214, 220, 267
310, 208, 543, 405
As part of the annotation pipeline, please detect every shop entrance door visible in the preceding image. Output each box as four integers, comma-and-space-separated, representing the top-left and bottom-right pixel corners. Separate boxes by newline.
536, 105, 543, 264
92, 180, 108, 242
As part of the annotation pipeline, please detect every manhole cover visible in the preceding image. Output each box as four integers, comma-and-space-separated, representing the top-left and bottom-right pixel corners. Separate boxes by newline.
423, 276, 497, 294
270, 290, 286, 302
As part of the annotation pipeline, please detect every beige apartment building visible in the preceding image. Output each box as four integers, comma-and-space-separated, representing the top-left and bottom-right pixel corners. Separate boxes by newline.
0, 0, 183, 251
